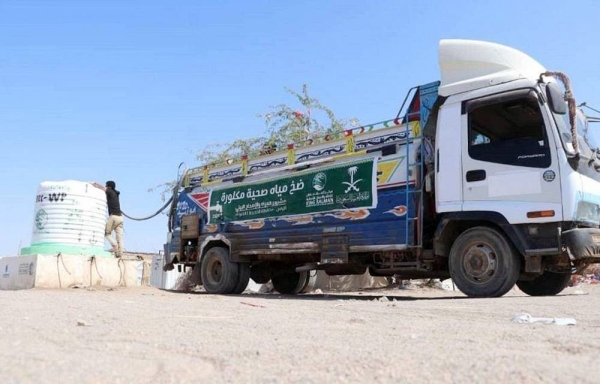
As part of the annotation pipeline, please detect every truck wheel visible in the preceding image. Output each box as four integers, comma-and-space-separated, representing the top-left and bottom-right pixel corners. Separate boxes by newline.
200, 247, 239, 294
449, 226, 520, 298
272, 271, 310, 294
299, 271, 318, 293
250, 264, 271, 284
516, 272, 571, 296
231, 263, 250, 294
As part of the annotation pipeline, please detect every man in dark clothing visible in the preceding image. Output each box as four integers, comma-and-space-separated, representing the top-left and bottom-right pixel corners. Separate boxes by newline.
92, 180, 124, 257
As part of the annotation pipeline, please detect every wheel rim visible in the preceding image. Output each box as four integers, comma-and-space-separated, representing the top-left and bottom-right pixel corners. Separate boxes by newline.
461, 241, 497, 284
206, 258, 223, 286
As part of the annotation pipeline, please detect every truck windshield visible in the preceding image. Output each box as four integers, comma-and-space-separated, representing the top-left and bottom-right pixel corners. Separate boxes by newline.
579, 112, 600, 153
552, 102, 600, 184
553, 108, 599, 160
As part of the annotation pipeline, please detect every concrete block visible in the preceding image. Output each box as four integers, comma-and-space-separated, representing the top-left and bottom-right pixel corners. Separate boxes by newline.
0, 254, 145, 290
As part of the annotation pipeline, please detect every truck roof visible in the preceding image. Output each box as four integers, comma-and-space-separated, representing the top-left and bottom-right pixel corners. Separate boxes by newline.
438, 39, 546, 97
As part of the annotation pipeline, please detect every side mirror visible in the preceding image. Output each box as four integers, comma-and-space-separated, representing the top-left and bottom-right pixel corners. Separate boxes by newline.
547, 82, 567, 115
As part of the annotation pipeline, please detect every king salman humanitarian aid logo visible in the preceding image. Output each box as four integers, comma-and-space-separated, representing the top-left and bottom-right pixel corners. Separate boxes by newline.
312, 172, 327, 191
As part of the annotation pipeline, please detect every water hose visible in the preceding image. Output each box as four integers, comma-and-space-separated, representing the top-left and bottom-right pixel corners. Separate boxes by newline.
121, 162, 187, 225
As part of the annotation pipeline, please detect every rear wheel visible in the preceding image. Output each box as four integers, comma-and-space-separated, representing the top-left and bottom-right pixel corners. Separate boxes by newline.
449, 226, 520, 298
272, 271, 311, 294
299, 271, 318, 293
517, 272, 571, 296
200, 247, 239, 294
232, 263, 250, 294
250, 264, 271, 284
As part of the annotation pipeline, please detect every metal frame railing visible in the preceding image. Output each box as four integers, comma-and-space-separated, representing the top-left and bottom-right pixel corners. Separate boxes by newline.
184, 117, 421, 188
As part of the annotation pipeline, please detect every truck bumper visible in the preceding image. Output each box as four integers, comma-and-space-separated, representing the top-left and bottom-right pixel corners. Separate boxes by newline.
562, 228, 600, 260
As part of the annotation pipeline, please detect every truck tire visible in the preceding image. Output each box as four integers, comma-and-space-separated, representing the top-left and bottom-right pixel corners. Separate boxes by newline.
200, 247, 239, 294
231, 263, 250, 294
516, 272, 571, 296
250, 264, 271, 284
449, 226, 520, 298
299, 271, 318, 293
272, 271, 310, 294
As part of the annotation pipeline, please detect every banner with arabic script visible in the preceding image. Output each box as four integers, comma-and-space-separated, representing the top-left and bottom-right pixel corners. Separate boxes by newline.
208, 157, 378, 223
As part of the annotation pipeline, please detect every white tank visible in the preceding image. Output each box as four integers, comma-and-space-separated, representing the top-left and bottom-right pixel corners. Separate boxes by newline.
20, 180, 110, 256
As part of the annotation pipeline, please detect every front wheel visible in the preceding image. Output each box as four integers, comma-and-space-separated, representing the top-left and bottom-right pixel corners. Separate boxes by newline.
200, 247, 239, 294
449, 226, 521, 298
517, 272, 571, 296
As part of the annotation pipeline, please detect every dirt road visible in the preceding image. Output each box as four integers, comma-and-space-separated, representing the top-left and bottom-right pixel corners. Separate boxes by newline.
0, 284, 599, 383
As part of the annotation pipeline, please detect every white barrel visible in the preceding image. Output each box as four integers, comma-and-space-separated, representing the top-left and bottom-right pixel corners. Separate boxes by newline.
21, 181, 109, 256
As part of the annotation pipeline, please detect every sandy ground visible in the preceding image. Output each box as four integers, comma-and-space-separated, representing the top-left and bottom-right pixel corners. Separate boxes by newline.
0, 284, 599, 384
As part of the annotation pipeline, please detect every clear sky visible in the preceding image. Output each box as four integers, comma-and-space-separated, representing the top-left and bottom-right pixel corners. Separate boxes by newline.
1, 0, 599, 256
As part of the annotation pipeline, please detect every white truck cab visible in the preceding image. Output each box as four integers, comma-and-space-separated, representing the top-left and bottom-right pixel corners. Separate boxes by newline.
432, 40, 600, 296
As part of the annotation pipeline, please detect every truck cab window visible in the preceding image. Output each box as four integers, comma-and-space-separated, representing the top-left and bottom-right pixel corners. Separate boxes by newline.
467, 95, 550, 168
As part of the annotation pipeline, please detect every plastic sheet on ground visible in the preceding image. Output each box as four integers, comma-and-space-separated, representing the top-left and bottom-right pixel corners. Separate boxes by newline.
512, 313, 576, 326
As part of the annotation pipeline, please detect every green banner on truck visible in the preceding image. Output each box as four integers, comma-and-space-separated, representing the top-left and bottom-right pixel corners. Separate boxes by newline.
208, 157, 378, 223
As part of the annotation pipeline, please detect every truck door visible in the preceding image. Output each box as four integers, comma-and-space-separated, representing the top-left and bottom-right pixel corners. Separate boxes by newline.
460, 89, 563, 222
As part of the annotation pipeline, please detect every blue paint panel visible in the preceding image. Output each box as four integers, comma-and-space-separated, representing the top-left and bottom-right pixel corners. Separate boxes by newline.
168, 192, 203, 255
221, 187, 419, 252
